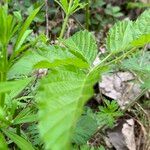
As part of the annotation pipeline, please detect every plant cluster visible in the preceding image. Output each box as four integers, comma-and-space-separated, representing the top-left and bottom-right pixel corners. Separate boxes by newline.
0, 0, 149, 149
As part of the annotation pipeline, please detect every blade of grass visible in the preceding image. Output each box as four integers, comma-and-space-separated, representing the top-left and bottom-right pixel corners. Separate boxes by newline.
14, 6, 42, 51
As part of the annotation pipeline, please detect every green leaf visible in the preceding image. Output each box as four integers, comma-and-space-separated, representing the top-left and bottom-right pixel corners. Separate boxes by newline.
106, 21, 134, 53
106, 9, 150, 53
131, 34, 150, 47
2, 129, 35, 150
69, 0, 86, 15
122, 51, 150, 74
13, 114, 37, 125
0, 5, 17, 45
14, 6, 41, 51
8, 45, 89, 79
55, 0, 68, 14
0, 132, 8, 150
62, 30, 98, 66
134, 9, 150, 38
142, 79, 150, 89
15, 29, 32, 51
37, 65, 107, 150
97, 100, 123, 127
13, 107, 37, 125
34, 58, 89, 69
127, 2, 150, 9
72, 115, 98, 145
0, 78, 31, 94
8, 50, 47, 79
34, 45, 89, 69
0, 106, 6, 121
122, 51, 150, 84
13, 11, 22, 22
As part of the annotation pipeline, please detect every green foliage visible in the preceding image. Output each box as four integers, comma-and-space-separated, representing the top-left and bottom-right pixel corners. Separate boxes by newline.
127, 2, 150, 9
134, 9, 150, 38
13, 107, 37, 125
142, 79, 150, 89
123, 51, 150, 74
106, 9, 150, 53
105, 4, 123, 18
97, 100, 123, 128
106, 20, 133, 53
9, 45, 89, 78
14, 6, 42, 51
62, 30, 98, 66
0, 132, 8, 150
26, 123, 43, 147
122, 51, 150, 89
0, 2, 150, 149
90, 0, 123, 31
2, 129, 35, 150
72, 114, 98, 145
55, 0, 86, 38
0, 3, 42, 149
0, 4, 17, 46
131, 34, 150, 47
37, 65, 108, 150
0, 78, 31, 93
55, 0, 86, 15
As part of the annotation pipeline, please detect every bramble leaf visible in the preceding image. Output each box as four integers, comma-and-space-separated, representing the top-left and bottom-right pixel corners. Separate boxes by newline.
134, 9, 150, 38
122, 51, 150, 74
62, 30, 98, 66
8, 45, 89, 79
106, 21, 134, 53
106, 9, 150, 52
37, 66, 107, 150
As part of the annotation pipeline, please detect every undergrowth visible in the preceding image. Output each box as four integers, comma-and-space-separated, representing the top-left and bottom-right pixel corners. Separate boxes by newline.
0, 0, 150, 150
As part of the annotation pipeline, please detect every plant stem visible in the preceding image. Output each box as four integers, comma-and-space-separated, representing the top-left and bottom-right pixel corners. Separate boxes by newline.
59, 0, 73, 39
85, 0, 90, 29
99, 53, 113, 64
59, 14, 69, 39
0, 45, 7, 107
106, 48, 136, 66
